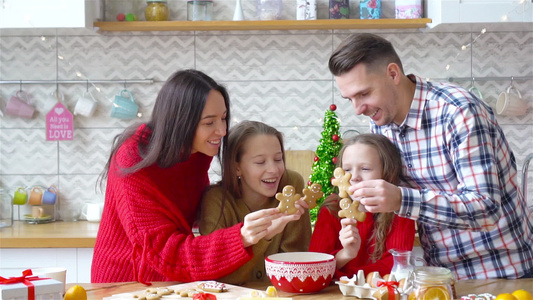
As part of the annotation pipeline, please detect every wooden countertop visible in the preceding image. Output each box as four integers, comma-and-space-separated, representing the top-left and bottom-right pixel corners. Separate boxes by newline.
0, 220, 420, 248
69, 279, 533, 299
0, 221, 99, 248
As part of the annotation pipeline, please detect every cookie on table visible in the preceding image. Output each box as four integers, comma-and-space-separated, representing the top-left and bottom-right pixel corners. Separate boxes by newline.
197, 281, 228, 293
177, 288, 201, 297
133, 292, 160, 300
146, 287, 174, 296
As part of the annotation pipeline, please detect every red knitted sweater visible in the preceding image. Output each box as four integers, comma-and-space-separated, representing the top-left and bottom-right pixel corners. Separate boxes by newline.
91, 124, 253, 283
309, 207, 415, 278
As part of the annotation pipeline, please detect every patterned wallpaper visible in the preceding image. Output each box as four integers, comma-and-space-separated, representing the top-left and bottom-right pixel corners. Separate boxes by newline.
0, 0, 532, 220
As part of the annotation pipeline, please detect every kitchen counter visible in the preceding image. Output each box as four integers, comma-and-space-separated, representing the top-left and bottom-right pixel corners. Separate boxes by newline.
0, 220, 420, 248
70, 279, 533, 299
0, 221, 99, 248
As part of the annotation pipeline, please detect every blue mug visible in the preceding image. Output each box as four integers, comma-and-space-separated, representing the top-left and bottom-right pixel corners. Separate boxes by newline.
42, 186, 58, 205
110, 89, 139, 119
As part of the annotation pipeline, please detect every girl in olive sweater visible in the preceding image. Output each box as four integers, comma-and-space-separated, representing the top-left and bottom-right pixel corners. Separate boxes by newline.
200, 121, 312, 285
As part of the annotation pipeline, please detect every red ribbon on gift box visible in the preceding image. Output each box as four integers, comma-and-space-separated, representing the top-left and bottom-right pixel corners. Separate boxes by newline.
377, 280, 400, 300
0, 269, 48, 300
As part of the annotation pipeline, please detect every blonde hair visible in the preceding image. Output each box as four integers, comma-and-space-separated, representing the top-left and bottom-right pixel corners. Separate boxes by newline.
322, 133, 406, 263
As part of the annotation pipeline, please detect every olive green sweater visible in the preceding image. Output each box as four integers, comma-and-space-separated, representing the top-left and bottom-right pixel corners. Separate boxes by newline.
199, 169, 312, 285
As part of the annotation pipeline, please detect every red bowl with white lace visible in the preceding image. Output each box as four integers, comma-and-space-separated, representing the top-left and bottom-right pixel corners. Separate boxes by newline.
265, 252, 336, 294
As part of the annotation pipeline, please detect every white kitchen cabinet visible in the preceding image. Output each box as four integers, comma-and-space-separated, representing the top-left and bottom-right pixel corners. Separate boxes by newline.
0, 0, 102, 29
426, 0, 533, 30
0, 248, 94, 283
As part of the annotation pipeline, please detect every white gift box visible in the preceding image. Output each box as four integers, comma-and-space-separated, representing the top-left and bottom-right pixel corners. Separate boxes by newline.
0, 278, 63, 300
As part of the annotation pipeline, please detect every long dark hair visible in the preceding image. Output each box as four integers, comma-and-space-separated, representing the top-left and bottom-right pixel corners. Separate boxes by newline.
322, 133, 407, 263
98, 69, 230, 188
329, 33, 404, 76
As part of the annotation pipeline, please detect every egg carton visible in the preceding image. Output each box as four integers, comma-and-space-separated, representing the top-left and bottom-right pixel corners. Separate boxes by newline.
336, 270, 408, 299
336, 280, 377, 299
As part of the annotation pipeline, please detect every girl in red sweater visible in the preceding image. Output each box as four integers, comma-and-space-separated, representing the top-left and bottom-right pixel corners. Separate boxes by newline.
91, 70, 285, 283
309, 133, 415, 279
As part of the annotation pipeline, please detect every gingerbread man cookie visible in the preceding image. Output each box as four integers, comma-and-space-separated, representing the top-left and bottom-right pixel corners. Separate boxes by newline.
146, 287, 173, 296
177, 288, 201, 297
331, 167, 353, 198
275, 185, 301, 214
133, 292, 160, 300
338, 198, 367, 222
302, 183, 323, 209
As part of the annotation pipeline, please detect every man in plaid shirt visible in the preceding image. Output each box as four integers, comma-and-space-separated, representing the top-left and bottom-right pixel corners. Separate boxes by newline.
328, 33, 533, 279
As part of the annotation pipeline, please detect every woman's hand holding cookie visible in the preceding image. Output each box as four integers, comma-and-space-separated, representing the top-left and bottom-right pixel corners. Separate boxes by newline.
241, 208, 280, 247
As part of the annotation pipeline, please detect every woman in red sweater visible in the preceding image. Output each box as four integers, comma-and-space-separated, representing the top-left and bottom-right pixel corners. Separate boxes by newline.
310, 134, 415, 279
91, 70, 285, 283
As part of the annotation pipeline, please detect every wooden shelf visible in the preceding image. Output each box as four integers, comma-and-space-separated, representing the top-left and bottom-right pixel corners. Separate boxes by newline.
93, 18, 432, 32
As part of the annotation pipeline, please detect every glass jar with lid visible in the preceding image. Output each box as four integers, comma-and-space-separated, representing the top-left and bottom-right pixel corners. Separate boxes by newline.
0, 188, 13, 228
407, 266, 455, 300
145, 0, 170, 21
187, 0, 213, 21
257, 0, 283, 20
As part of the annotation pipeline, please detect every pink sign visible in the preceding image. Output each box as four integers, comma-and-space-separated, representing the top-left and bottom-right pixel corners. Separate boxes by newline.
46, 102, 74, 141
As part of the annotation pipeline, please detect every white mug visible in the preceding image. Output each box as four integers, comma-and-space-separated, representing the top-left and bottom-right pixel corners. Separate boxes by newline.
496, 85, 527, 116
74, 90, 97, 117
81, 202, 104, 222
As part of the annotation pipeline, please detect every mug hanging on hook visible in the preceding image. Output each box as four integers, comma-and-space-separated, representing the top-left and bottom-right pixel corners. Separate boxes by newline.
5, 90, 35, 119
496, 78, 527, 116
467, 78, 483, 101
111, 89, 140, 120
74, 84, 98, 117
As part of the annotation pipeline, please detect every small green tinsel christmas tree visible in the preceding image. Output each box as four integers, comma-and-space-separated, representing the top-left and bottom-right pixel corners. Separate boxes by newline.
308, 104, 342, 223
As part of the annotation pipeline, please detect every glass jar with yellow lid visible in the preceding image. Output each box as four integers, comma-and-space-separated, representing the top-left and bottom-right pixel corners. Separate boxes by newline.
407, 266, 455, 300
145, 0, 170, 21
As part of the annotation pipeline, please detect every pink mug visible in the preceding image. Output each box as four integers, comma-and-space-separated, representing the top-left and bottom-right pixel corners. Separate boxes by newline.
5, 91, 35, 119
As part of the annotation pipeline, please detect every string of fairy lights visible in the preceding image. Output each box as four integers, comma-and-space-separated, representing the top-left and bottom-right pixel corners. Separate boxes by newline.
445, 0, 530, 73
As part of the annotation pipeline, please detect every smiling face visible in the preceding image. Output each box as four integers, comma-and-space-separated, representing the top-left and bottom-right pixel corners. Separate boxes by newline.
191, 90, 227, 157
335, 63, 403, 126
342, 142, 383, 186
236, 134, 285, 207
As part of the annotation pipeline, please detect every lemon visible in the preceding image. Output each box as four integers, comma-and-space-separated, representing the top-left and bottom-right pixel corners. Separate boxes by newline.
265, 286, 278, 297
421, 286, 451, 300
495, 293, 518, 300
513, 290, 533, 300
64, 284, 87, 300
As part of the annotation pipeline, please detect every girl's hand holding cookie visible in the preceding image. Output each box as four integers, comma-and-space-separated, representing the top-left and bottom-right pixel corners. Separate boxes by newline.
335, 218, 361, 269
265, 199, 307, 240
339, 218, 361, 256
241, 208, 281, 247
